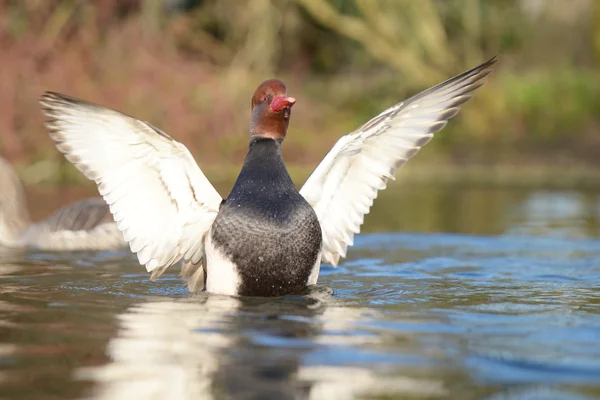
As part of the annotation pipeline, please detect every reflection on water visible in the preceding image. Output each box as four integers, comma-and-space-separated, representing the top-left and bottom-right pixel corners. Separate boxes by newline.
78, 297, 239, 400
363, 185, 600, 238
78, 293, 445, 400
508, 191, 600, 238
0, 184, 599, 399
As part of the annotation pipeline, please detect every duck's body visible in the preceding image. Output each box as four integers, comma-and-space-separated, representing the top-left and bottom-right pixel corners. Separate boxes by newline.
208, 138, 322, 296
41, 58, 496, 296
0, 157, 125, 251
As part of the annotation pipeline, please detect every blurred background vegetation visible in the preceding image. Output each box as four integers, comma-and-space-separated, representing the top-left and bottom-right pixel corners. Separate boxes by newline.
1, 0, 599, 185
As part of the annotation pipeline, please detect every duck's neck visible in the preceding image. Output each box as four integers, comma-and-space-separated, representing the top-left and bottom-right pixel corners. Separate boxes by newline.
228, 138, 294, 199
0, 159, 31, 245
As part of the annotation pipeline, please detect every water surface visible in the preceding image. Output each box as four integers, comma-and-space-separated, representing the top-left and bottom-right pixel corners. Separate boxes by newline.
1, 184, 599, 399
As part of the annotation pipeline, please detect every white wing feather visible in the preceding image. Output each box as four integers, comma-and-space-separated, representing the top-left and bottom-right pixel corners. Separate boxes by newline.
41, 93, 222, 282
300, 57, 497, 266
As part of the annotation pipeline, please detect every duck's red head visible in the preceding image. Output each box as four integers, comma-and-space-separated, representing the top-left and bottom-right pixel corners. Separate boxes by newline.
250, 79, 296, 141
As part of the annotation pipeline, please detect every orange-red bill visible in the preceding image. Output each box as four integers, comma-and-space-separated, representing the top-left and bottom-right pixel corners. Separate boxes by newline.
270, 96, 296, 112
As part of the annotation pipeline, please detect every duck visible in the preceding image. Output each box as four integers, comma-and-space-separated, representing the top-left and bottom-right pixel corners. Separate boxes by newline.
40, 57, 496, 296
0, 156, 126, 251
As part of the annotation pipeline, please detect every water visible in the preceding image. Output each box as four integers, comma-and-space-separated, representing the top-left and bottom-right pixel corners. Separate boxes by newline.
1, 184, 599, 399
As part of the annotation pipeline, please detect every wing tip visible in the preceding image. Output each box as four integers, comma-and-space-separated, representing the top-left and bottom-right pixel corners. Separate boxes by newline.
40, 91, 85, 105
469, 56, 498, 76
483, 55, 498, 68
40, 91, 74, 111
459, 55, 499, 82
40, 91, 117, 120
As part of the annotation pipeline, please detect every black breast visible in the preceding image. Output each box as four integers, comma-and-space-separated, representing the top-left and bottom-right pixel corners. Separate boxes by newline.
210, 138, 322, 297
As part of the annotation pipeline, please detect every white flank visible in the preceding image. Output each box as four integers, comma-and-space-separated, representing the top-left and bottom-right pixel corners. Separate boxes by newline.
205, 230, 241, 296
307, 251, 322, 285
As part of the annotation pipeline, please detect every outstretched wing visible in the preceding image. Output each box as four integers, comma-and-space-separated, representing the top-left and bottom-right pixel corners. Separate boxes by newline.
300, 57, 497, 266
41, 93, 223, 282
